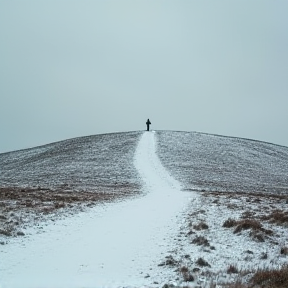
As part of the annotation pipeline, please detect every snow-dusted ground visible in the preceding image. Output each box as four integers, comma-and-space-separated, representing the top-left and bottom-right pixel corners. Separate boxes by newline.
165, 191, 288, 286
0, 132, 143, 238
154, 131, 288, 286
0, 130, 287, 287
0, 132, 142, 194
0, 131, 192, 287
156, 131, 288, 195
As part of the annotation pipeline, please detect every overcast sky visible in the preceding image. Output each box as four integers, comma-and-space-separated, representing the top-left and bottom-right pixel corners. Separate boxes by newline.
1, 0, 288, 153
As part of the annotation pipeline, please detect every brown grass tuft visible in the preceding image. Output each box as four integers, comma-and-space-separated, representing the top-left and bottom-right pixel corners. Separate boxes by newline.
233, 219, 262, 233
223, 218, 237, 228
193, 221, 209, 230
227, 264, 239, 274
223, 265, 288, 288
225, 283, 247, 288
249, 265, 288, 288
261, 209, 288, 225
180, 266, 194, 282
192, 235, 210, 246
280, 246, 288, 255
223, 218, 273, 241
195, 257, 210, 267
241, 210, 256, 219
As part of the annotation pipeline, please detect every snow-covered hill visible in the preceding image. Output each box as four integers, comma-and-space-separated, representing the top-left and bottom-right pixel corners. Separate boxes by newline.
2, 130, 287, 196
0, 132, 143, 239
0, 131, 287, 287
0, 131, 142, 194
156, 131, 288, 195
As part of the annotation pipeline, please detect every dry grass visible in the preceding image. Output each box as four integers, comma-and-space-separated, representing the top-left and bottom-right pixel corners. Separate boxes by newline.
221, 265, 288, 288
223, 218, 237, 228
191, 235, 210, 246
195, 257, 211, 267
227, 264, 239, 274
203, 191, 287, 201
177, 190, 287, 288
280, 246, 288, 255
193, 221, 209, 230
233, 219, 262, 233
249, 265, 288, 288
261, 209, 288, 226
0, 186, 128, 238
241, 210, 256, 219
223, 218, 273, 241
180, 266, 194, 282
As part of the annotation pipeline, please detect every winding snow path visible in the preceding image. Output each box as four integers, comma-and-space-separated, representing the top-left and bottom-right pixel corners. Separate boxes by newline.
0, 131, 190, 287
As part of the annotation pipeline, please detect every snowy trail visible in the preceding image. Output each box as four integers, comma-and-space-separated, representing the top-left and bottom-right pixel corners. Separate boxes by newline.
0, 131, 190, 288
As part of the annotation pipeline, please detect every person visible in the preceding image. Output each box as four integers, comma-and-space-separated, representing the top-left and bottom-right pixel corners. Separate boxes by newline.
146, 118, 151, 131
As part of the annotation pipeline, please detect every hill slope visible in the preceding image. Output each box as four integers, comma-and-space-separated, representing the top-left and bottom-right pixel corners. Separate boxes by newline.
0, 131, 142, 194
1, 131, 288, 287
0, 132, 142, 237
156, 131, 288, 195
2, 130, 287, 196
1, 130, 287, 239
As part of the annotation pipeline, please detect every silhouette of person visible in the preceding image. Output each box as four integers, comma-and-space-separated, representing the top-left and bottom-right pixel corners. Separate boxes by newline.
146, 119, 151, 131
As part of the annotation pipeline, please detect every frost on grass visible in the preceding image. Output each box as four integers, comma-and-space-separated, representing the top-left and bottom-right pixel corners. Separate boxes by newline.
155, 131, 288, 285
0, 186, 137, 239
191, 235, 210, 247
223, 218, 273, 242
156, 131, 288, 196
225, 265, 288, 288
0, 132, 142, 240
1, 130, 288, 286
158, 189, 288, 286
0, 132, 142, 192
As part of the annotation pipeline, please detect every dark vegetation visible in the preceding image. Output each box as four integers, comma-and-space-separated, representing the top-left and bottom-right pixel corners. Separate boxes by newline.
227, 264, 238, 274
261, 209, 288, 225
168, 265, 288, 288
224, 265, 288, 288
223, 218, 273, 241
191, 235, 210, 246
192, 221, 209, 230
195, 257, 211, 267
249, 266, 288, 288
179, 266, 194, 282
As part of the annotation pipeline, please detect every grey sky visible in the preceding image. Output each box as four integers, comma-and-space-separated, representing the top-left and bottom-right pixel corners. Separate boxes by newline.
1, 0, 288, 153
